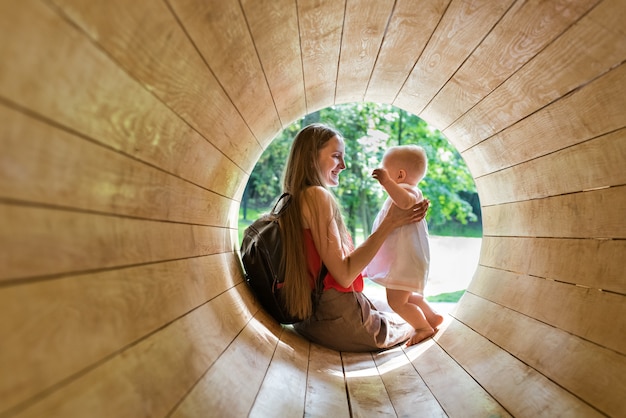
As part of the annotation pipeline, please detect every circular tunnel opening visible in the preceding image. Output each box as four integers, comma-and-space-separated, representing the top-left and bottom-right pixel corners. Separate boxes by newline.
238, 102, 482, 316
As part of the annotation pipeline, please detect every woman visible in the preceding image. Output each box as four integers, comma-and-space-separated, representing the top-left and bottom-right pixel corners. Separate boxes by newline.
280, 123, 430, 352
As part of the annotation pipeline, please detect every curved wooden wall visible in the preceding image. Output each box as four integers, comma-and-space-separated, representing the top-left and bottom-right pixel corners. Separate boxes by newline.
1, 0, 624, 417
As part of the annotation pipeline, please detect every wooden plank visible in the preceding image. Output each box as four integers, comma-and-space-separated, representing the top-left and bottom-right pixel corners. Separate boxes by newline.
8, 284, 257, 418
297, 0, 345, 113
454, 293, 626, 417
482, 186, 626, 239
0, 105, 231, 225
404, 334, 511, 417
0, 203, 231, 281
0, 254, 243, 413
342, 351, 396, 417
241, 0, 306, 127
365, 0, 450, 104
51, 0, 261, 173
422, 0, 599, 130
394, 0, 515, 120
0, 1, 250, 193
372, 346, 446, 417
304, 343, 351, 418
170, 311, 282, 418
167, 0, 281, 142
462, 62, 626, 178
249, 327, 310, 418
475, 129, 626, 206
446, 0, 626, 150
479, 236, 626, 294
335, 0, 394, 104
437, 318, 606, 417
468, 265, 626, 354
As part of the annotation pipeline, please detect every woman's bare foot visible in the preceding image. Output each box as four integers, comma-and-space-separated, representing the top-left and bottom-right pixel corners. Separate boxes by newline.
406, 327, 435, 346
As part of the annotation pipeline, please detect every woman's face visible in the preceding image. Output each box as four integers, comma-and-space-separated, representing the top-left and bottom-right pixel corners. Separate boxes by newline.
318, 135, 346, 187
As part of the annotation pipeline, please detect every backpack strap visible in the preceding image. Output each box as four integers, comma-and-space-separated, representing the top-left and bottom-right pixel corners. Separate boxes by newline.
271, 192, 291, 217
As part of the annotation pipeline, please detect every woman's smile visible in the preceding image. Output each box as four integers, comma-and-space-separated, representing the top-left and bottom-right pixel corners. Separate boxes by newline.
318, 135, 346, 187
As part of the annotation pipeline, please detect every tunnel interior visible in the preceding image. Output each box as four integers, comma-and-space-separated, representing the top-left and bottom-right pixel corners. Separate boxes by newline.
1, 1, 625, 417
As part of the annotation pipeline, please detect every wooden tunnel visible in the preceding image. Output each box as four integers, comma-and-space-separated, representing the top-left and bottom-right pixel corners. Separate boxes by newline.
1, 0, 625, 417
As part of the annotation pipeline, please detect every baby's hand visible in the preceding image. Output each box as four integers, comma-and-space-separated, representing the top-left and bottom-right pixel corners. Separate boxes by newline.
372, 167, 391, 185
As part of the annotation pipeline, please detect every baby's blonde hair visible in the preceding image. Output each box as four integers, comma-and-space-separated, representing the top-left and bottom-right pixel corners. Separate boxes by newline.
383, 145, 428, 185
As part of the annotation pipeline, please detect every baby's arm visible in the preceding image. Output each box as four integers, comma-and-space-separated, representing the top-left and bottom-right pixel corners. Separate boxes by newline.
372, 168, 420, 209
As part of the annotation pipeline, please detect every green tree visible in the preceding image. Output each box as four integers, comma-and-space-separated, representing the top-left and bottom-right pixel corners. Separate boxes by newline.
241, 103, 479, 237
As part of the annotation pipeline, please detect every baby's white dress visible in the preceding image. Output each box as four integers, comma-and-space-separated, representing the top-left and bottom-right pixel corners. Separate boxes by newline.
365, 185, 430, 294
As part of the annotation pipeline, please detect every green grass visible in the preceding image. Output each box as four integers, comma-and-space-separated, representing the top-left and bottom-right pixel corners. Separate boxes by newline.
238, 207, 267, 244
426, 290, 466, 303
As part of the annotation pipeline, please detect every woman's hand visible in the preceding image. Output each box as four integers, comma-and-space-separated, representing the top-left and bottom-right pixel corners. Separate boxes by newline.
383, 199, 430, 229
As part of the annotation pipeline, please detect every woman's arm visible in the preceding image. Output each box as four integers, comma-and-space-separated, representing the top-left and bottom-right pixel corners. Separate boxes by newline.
302, 186, 428, 288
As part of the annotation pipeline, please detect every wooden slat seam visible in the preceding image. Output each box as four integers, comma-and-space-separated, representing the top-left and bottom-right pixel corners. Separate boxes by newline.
164, 308, 262, 418
46, 0, 260, 171
0, 97, 245, 202
471, 126, 626, 182
437, 0, 603, 133
0, 249, 240, 286
455, 289, 624, 355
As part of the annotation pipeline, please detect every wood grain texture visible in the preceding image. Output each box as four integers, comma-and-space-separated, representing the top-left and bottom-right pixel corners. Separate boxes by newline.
0, 203, 232, 281
1, 0, 625, 416
0, 0, 250, 193
167, 0, 282, 143
475, 129, 626, 206
51, 0, 262, 173
0, 105, 231, 225
394, 0, 515, 120
403, 337, 511, 417
437, 318, 607, 417
335, 0, 394, 104
446, 0, 626, 150
454, 293, 625, 417
0, 254, 243, 413
297, 0, 345, 112
468, 265, 625, 353
372, 346, 446, 417
462, 62, 626, 177
342, 351, 397, 417
421, 0, 599, 130
304, 343, 351, 418
170, 311, 281, 418
479, 236, 626, 294
249, 327, 310, 418
241, 0, 306, 129
482, 186, 626, 239
365, 0, 450, 104
8, 284, 257, 418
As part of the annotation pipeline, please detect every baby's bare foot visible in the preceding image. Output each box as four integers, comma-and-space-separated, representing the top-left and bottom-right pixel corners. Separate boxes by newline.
429, 313, 444, 330
406, 327, 435, 346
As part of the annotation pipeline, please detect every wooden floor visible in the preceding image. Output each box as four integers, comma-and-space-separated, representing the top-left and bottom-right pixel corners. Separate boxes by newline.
198, 307, 606, 418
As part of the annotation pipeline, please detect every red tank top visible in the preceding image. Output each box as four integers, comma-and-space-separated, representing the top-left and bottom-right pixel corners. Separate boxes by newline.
303, 229, 363, 293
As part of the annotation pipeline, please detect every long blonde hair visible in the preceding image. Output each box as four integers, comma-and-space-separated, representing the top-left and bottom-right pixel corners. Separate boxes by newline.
280, 123, 350, 320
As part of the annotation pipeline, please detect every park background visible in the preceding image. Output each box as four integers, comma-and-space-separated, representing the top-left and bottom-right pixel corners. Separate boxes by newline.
239, 103, 483, 308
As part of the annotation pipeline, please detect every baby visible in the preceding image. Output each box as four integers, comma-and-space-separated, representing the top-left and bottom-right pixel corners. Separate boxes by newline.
365, 145, 443, 346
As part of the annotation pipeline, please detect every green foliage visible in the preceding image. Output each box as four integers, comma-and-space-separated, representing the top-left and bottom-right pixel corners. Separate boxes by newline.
240, 103, 481, 237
